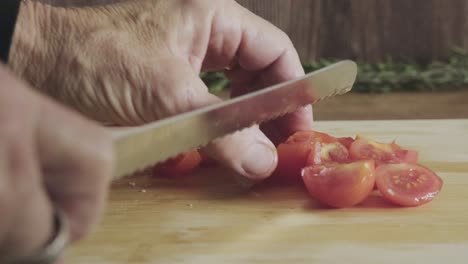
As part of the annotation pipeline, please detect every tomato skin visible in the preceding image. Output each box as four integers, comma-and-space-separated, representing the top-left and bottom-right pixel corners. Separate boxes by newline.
375, 163, 443, 207
273, 130, 320, 182
273, 141, 312, 182
310, 131, 339, 144
285, 130, 316, 144
275, 130, 350, 182
302, 160, 376, 208
286, 130, 338, 144
393, 148, 419, 164
153, 150, 202, 177
349, 137, 418, 165
199, 151, 218, 167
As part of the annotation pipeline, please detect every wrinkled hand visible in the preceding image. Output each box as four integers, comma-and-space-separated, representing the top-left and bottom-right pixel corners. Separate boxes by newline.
0, 64, 113, 262
11, 0, 313, 180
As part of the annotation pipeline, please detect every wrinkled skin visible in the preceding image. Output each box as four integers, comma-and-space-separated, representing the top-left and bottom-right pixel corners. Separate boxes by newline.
11, 0, 313, 181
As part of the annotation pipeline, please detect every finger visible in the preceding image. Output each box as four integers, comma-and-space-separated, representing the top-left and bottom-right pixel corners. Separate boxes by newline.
205, 1, 313, 137
0, 135, 54, 260
146, 59, 277, 180
234, 9, 314, 136
0, 65, 53, 260
204, 125, 278, 180
37, 93, 114, 242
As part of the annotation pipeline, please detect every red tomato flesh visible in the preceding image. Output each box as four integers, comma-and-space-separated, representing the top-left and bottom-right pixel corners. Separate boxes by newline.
306, 141, 349, 166
349, 136, 418, 165
199, 151, 218, 167
310, 131, 339, 144
154, 150, 202, 177
275, 130, 350, 182
302, 160, 376, 208
375, 163, 443, 207
337, 137, 355, 149
274, 141, 312, 182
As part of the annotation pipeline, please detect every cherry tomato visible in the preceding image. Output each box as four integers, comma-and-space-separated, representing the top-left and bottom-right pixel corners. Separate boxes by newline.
349, 136, 418, 165
375, 163, 443, 207
154, 150, 202, 177
273, 141, 313, 182
275, 130, 348, 182
199, 151, 218, 167
393, 148, 419, 164
337, 137, 355, 149
285, 130, 315, 144
286, 130, 337, 144
306, 141, 349, 166
302, 160, 376, 208
310, 131, 339, 144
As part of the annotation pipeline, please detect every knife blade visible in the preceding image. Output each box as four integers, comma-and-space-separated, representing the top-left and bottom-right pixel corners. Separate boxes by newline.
111, 60, 357, 179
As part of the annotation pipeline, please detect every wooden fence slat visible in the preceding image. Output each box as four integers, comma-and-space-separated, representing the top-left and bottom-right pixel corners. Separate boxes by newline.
36, 0, 468, 62
236, 0, 468, 62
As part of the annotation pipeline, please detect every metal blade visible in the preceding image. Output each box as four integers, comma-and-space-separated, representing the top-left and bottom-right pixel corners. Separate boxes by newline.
111, 60, 357, 179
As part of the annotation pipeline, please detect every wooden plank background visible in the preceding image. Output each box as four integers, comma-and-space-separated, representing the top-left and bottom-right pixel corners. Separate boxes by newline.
36, 0, 468, 63
237, 0, 468, 63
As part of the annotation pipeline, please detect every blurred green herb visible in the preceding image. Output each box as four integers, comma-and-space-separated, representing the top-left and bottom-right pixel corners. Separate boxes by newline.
202, 48, 468, 93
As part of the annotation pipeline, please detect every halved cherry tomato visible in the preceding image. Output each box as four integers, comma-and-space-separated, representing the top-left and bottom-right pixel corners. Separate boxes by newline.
273, 141, 313, 182
302, 160, 376, 208
275, 130, 348, 181
306, 141, 349, 166
310, 131, 339, 144
153, 150, 202, 177
337, 137, 355, 149
349, 135, 418, 165
375, 163, 443, 207
286, 130, 337, 144
199, 151, 218, 167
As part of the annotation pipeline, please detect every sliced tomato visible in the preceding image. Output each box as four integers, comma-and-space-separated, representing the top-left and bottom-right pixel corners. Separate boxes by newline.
153, 150, 202, 177
285, 130, 315, 144
273, 141, 313, 182
199, 151, 218, 167
286, 130, 337, 144
375, 163, 443, 207
337, 137, 355, 149
302, 160, 376, 208
349, 136, 418, 165
306, 141, 349, 166
274, 130, 352, 182
275, 130, 351, 181
393, 148, 419, 164
310, 131, 339, 144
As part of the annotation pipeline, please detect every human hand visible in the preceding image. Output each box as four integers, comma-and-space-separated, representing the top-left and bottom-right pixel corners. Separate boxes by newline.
10, 0, 313, 181
0, 64, 113, 262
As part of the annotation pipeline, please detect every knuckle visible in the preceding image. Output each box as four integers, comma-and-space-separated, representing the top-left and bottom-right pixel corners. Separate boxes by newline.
181, 0, 231, 14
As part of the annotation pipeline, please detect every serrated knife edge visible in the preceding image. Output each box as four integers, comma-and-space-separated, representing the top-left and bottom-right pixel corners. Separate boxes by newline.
111, 60, 357, 179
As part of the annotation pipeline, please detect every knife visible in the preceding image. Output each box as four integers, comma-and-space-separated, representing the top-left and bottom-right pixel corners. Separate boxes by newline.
111, 60, 357, 180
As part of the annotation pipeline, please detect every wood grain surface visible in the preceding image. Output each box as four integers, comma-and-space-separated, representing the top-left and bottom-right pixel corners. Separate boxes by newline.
236, 0, 468, 62
32, 0, 468, 61
68, 119, 468, 264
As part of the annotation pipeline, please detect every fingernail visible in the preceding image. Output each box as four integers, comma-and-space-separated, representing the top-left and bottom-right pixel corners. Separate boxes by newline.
241, 143, 277, 179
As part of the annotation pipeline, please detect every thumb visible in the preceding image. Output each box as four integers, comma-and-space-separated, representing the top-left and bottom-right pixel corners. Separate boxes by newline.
150, 60, 278, 180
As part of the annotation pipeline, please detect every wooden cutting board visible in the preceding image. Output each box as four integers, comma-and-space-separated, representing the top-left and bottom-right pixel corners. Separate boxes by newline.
68, 119, 468, 264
